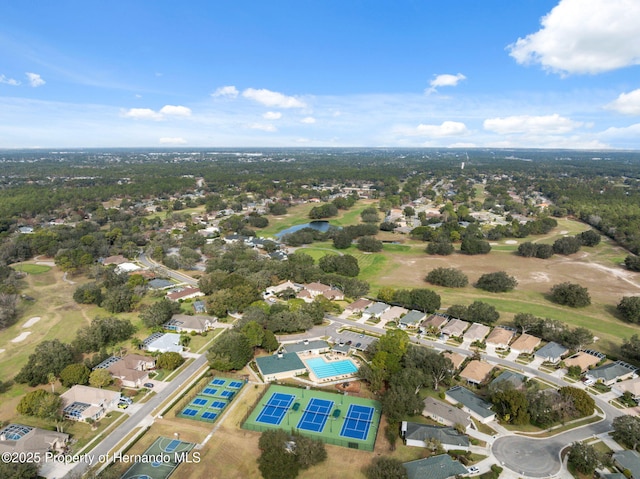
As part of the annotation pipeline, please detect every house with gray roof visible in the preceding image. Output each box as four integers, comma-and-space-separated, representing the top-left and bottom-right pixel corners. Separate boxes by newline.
586, 361, 637, 386
401, 422, 469, 450
404, 454, 468, 479
446, 386, 495, 423
256, 352, 307, 382
164, 314, 214, 334
143, 332, 183, 353
535, 341, 568, 364
148, 278, 174, 290
282, 340, 329, 355
614, 450, 640, 479
490, 370, 527, 391
422, 397, 472, 430
362, 302, 391, 320
399, 310, 427, 329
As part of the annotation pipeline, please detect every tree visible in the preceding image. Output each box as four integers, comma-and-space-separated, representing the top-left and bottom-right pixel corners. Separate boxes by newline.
357, 236, 383, 252
0, 293, 18, 329
293, 433, 327, 469
60, 363, 90, 387
139, 298, 181, 328
361, 207, 380, 223
0, 461, 40, 479
612, 415, 640, 451
425, 267, 468, 288
15, 339, 76, 386
207, 330, 253, 371
258, 430, 299, 479
622, 335, 640, 362
89, 368, 113, 388
567, 442, 601, 475
156, 352, 185, 370
409, 288, 441, 313
72, 316, 136, 353
513, 313, 540, 334
617, 296, 640, 323
426, 238, 454, 256
490, 385, 530, 425
364, 457, 408, 479
241, 321, 265, 349
625, 255, 640, 272
476, 271, 518, 293
550, 282, 591, 307
17, 390, 53, 416
577, 230, 601, 247
465, 301, 500, 325
552, 236, 581, 255
73, 282, 103, 305
101, 284, 135, 313
559, 386, 595, 418
261, 330, 279, 352
332, 230, 353, 249
460, 237, 491, 255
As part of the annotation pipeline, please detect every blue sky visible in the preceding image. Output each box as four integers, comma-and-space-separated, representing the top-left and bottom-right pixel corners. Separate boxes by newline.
1, 0, 640, 149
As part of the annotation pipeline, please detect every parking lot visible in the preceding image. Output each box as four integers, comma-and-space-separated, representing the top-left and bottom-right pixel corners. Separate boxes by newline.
334, 329, 377, 351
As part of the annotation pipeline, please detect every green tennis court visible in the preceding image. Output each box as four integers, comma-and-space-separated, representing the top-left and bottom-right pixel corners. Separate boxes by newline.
120, 436, 195, 479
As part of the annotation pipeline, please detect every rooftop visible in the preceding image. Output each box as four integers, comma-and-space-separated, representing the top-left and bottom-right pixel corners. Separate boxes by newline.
447, 386, 494, 419
510, 333, 541, 353
535, 341, 568, 360
402, 422, 469, 448
404, 454, 468, 479
459, 360, 493, 384
282, 340, 329, 354
485, 327, 515, 346
256, 352, 306, 376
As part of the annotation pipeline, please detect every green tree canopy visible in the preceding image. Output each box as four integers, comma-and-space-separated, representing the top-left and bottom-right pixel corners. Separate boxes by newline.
550, 282, 591, 307
89, 368, 113, 388
364, 457, 408, 479
59, 363, 90, 387
617, 296, 640, 323
475, 271, 518, 293
207, 330, 253, 371
424, 267, 468, 288
156, 352, 185, 370
15, 339, 76, 386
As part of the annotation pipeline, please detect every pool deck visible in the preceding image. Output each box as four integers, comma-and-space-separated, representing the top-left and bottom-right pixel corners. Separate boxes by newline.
298, 352, 360, 384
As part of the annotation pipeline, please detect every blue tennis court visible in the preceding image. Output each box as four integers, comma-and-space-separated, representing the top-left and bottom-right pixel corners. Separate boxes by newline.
211, 378, 225, 385
256, 392, 295, 425
340, 404, 374, 440
210, 401, 226, 409
192, 398, 208, 406
202, 387, 218, 396
220, 390, 234, 398
182, 408, 198, 416
229, 381, 243, 388
202, 411, 217, 420
297, 398, 334, 433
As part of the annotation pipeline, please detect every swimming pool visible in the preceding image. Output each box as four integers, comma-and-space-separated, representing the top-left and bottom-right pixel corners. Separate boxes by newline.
306, 357, 358, 379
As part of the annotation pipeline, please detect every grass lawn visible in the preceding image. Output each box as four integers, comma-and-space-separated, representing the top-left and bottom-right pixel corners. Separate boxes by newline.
11, 263, 52, 274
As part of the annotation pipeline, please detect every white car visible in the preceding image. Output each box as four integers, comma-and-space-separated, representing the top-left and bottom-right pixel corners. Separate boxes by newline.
467, 466, 479, 474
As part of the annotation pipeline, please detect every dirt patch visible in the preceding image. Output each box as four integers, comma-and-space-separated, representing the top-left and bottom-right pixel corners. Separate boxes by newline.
505, 240, 518, 245
22, 316, 41, 328
529, 272, 551, 283
11, 332, 32, 343
0, 349, 5, 354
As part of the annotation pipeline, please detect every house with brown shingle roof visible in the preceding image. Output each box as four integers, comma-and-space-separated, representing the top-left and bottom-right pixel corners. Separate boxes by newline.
564, 351, 603, 372
60, 386, 121, 422
486, 327, 515, 349
510, 333, 541, 354
166, 287, 204, 301
441, 318, 469, 337
613, 377, 640, 401
105, 354, 155, 388
102, 254, 128, 265
463, 323, 491, 342
0, 424, 68, 456
345, 298, 373, 314
442, 352, 465, 371
459, 360, 493, 385
381, 306, 409, 324
421, 313, 449, 332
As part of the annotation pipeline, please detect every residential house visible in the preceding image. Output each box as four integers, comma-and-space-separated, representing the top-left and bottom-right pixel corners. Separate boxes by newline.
398, 310, 426, 329
256, 352, 307, 382
422, 397, 472, 430
613, 450, 640, 479
345, 298, 373, 314
102, 255, 127, 266
585, 361, 637, 387
0, 424, 68, 457
106, 354, 155, 388
441, 318, 470, 338
297, 282, 344, 302
442, 351, 465, 371
264, 281, 302, 299
459, 360, 493, 385
485, 327, 515, 349
143, 332, 183, 353
613, 377, 640, 402
362, 302, 391, 321
535, 342, 568, 364
166, 287, 205, 302
148, 278, 174, 290
164, 314, 214, 333
490, 370, 527, 391
60, 386, 121, 422
446, 386, 495, 423
193, 300, 207, 314
463, 323, 491, 342
116, 262, 140, 274
401, 422, 469, 451
403, 454, 468, 479
380, 306, 408, 324
421, 313, 449, 333
564, 350, 604, 372
282, 340, 330, 355
510, 333, 541, 355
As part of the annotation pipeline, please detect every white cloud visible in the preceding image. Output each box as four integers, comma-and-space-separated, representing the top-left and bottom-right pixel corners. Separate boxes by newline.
123, 105, 191, 121
508, 0, 640, 75
599, 123, 640, 139
212, 85, 239, 98
401, 121, 469, 137
0, 75, 20, 86
159, 105, 192, 117
248, 122, 277, 132
242, 88, 306, 108
426, 73, 466, 94
159, 137, 187, 145
300, 116, 316, 124
263, 111, 282, 120
483, 114, 581, 134
122, 108, 163, 120
606, 89, 640, 115
26, 72, 45, 87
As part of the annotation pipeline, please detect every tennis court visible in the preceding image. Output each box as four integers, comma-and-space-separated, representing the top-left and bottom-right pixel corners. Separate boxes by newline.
255, 392, 296, 425
340, 404, 374, 440
296, 398, 334, 433
243, 385, 381, 451
177, 376, 245, 423
120, 436, 195, 479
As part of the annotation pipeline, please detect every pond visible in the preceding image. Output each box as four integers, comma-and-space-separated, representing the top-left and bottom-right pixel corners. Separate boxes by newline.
275, 221, 332, 238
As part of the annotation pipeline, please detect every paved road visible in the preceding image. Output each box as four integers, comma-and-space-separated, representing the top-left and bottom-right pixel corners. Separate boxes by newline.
138, 251, 198, 286
64, 354, 208, 478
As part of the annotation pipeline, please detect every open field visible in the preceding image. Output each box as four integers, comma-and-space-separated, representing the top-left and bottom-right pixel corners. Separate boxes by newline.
11, 263, 52, 274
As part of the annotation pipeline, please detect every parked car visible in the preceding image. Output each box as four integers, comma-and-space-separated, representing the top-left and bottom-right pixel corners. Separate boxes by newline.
143, 382, 154, 388
118, 403, 129, 409
355, 342, 362, 348
467, 466, 479, 474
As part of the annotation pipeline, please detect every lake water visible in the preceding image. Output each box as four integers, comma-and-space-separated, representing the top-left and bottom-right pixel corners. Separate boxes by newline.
276, 221, 332, 238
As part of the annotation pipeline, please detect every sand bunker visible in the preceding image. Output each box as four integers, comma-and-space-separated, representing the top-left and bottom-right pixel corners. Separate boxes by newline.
22, 316, 41, 328
559, 230, 569, 235
505, 240, 518, 245
11, 332, 32, 343
0, 349, 5, 354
